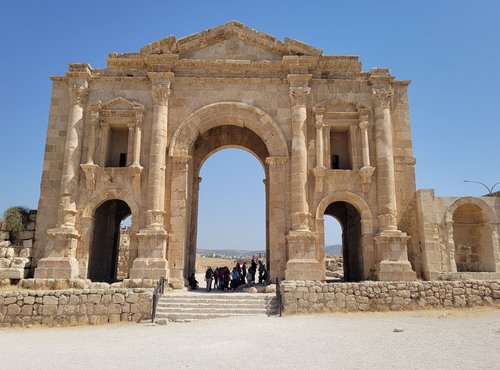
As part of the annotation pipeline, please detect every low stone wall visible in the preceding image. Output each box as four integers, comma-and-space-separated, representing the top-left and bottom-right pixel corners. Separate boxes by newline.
0, 288, 152, 327
281, 280, 500, 314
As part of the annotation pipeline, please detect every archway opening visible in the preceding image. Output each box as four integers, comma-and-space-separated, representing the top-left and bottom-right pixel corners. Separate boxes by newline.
324, 201, 363, 282
323, 215, 343, 281
89, 199, 131, 282
453, 203, 494, 272
190, 147, 266, 286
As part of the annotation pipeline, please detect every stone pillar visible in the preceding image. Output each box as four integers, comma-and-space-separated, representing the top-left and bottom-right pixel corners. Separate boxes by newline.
266, 157, 288, 280
371, 86, 416, 280
35, 74, 90, 279
358, 109, 375, 193
289, 85, 311, 231
86, 103, 100, 165
167, 155, 192, 288
372, 86, 398, 232
131, 106, 143, 167
285, 74, 323, 281
126, 122, 135, 166
315, 112, 325, 169
130, 72, 173, 280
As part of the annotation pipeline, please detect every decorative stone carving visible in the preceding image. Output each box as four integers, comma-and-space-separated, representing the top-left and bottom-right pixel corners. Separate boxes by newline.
289, 87, 311, 106
371, 86, 394, 108
152, 84, 171, 106
69, 81, 89, 106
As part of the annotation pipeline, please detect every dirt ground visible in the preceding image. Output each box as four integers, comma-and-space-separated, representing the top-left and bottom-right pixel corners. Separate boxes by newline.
1, 307, 499, 369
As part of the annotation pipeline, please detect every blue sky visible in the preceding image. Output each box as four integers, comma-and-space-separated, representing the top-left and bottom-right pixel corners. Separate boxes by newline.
1, 1, 499, 249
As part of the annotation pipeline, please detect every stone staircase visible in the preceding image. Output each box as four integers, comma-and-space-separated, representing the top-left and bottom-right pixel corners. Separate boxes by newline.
155, 291, 279, 324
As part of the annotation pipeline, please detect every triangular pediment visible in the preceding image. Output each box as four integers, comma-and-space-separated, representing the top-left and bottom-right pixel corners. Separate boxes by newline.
140, 21, 322, 60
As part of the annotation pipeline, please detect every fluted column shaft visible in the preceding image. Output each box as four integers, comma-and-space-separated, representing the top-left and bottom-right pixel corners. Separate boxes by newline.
358, 113, 371, 167
372, 86, 398, 231
315, 113, 325, 168
145, 72, 173, 228
289, 86, 311, 231
57, 80, 88, 228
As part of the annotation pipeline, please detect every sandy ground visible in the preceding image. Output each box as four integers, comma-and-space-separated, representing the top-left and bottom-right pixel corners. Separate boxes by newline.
0, 308, 499, 369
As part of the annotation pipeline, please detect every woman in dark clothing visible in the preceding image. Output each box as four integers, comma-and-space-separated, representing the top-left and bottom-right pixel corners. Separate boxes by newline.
188, 273, 198, 290
205, 267, 213, 292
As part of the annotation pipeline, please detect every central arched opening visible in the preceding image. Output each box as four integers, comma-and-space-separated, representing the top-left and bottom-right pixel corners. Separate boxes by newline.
323, 201, 363, 282
89, 199, 131, 282
185, 125, 269, 286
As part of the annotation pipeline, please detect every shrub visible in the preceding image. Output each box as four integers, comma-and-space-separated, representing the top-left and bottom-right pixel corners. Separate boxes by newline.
2, 206, 30, 243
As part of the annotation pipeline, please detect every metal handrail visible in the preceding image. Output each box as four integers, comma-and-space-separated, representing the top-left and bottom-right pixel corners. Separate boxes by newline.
151, 276, 165, 324
275, 277, 282, 317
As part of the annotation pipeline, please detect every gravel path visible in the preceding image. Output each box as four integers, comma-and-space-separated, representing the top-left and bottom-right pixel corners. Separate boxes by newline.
1, 308, 499, 369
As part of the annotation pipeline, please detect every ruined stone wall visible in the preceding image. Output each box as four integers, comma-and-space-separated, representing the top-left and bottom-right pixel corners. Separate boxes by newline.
0, 211, 36, 282
0, 288, 152, 327
281, 280, 500, 314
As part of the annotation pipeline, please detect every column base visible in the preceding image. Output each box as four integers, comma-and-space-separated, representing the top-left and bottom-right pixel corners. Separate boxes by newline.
376, 260, 417, 281
131, 228, 169, 280
34, 257, 80, 279
129, 258, 169, 280
374, 229, 416, 281
285, 230, 324, 280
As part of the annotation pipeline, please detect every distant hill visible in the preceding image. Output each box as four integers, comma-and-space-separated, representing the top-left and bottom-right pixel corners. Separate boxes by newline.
325, 244, 342, 256
197, 245, 342, 258
197, 249, 265, 258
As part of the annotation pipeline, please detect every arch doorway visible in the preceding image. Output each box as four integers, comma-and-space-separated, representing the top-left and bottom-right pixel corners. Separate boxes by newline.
453, 203, 495, 272
186, 126, 269, 281
323, 201, 363, 281
89, 199, 131, 282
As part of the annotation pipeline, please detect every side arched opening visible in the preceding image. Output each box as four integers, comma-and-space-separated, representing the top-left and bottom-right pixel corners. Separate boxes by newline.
453, 203, 495, 272
324, 201, 363, 282
88, 199, 131, 282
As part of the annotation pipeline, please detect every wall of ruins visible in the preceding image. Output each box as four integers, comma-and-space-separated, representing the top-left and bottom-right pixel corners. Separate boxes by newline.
281, 280, 500, 314
0, 288, 152, 327
415, 190, 500, 280
0, 211, 37, 283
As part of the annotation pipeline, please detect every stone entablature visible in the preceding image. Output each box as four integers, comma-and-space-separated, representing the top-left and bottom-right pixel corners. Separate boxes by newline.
29, 21, 500, 288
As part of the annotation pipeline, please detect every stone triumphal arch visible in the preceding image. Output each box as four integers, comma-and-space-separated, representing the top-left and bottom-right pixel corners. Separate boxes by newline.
31, 22, 500, 287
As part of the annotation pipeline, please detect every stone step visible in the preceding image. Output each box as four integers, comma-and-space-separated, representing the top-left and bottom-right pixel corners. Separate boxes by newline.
154, 293, 279, 324
156, 311, 278, 322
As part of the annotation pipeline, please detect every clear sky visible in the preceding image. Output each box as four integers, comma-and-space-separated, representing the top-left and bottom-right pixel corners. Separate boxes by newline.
1, 1, 499, 250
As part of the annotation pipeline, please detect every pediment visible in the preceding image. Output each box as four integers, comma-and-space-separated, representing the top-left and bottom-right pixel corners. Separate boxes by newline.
100, 97, 143, 111
140, 21, 322, 61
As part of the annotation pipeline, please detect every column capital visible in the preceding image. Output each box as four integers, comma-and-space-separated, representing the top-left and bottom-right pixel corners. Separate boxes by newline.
147, 71, 175, 85
358, 120, 370, 131
133, 105, 144, 126
69, 80, 89, 106
127, 121, 136, 130
90, 103, 101, 125
289, 86, 311, 106
371, 86, 394, 109
265, 156, 289, 166
151, 84, 171, 106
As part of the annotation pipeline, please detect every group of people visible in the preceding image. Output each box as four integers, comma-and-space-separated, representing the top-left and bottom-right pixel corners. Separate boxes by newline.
187, 259, 268, 292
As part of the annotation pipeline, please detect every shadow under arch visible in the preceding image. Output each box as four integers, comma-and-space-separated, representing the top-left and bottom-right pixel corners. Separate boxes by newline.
78, 191, 141, 281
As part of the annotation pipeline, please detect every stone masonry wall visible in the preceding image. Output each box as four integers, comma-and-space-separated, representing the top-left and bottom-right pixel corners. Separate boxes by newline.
281, 280, 500, 314
0, 210, 36, 283
0, 288, 152, 327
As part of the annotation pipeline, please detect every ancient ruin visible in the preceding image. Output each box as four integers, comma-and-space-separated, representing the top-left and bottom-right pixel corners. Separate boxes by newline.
14, 21, 498, 289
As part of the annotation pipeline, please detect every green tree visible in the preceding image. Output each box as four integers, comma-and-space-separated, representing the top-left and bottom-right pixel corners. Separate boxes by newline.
2, 206, 30, 243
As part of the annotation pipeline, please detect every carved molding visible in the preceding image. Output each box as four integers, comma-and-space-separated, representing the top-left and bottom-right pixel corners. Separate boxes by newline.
289, 87, 311, 106
371, 86, 394, 109
265, 156, 289, 166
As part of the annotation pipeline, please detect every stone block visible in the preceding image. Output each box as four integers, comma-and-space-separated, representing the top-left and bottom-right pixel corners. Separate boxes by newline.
7, 304, 21, 315
10, 257, 30, 269
42, 296, 59, 305
0, 258, 11, 268
0, 268, 27, 279
41, 304, 58, 316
